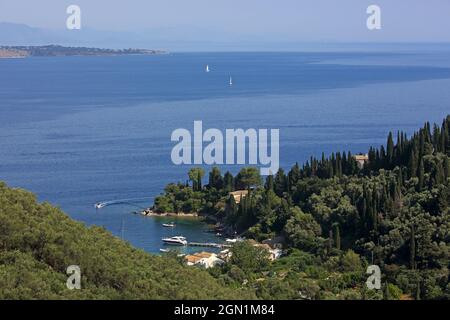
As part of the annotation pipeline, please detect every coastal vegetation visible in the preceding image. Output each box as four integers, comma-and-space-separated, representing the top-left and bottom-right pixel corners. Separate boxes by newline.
1, 115, 448, 300
155, 115, 450, 300
0, 182, 254, 299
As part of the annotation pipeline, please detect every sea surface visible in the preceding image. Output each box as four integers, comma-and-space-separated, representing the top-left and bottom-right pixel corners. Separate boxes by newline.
1, 48, 450, 254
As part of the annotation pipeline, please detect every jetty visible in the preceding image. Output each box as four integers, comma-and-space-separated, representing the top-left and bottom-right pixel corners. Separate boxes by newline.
188, 242, 232, 249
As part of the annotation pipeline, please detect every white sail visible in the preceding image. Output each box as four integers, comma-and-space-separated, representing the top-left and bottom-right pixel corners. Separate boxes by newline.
229, 76, 233, 86
206, 65, 210, 72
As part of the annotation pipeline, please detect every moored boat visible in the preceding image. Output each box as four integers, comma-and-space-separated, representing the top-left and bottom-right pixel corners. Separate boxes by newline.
162, 222, 176, 227
162, 236, 187, 246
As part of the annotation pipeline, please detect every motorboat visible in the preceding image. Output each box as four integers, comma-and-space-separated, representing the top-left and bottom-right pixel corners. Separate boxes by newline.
94, 203, 105, 209
162, 236, 187, 246
162, 222, 176, 227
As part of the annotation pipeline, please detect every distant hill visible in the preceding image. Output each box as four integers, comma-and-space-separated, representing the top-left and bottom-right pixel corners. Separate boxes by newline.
0, 22, 58, 45
0, 45, 165, 58
0, 22, 160, 49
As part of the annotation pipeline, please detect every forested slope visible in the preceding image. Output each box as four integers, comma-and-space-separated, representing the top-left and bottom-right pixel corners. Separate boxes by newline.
0, 183, 255, 299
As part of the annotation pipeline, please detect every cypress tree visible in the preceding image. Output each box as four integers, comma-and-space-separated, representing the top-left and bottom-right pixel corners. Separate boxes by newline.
408, 147, 418, 178
288, 162, 301, 188
208, 167, 223, 190
410, 226, 416, 270
274, 168, 286, 197
333, 224, 341, 250
225, 194, 237, 217
433, 124, 441, 152
328, 229, 333, 254
336, 152, 342, 177
435, 161, 445, 185
444, 156, 449, 179
197, 171, 202, 191
223, 171, 234, 192
397, 131, 403, 158
387, 132, 394, 167
380, 145, 386, 167
265, 174, 274, 191
417, 159, 424, 191
415, 281, 421, 300
440, 121, 447, 153
419, 131, 425, 158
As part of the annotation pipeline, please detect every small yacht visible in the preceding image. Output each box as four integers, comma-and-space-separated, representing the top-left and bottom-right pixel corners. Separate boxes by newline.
206, 64, 210, 72
159, 248, 170, 253
162, 222, 176, 228
229, 76, 233, 86
226, 237, 244, 243
162, 236, 187, 246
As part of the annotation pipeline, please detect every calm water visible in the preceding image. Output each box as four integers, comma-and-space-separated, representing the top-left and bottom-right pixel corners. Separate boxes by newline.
1, 50, 450, 254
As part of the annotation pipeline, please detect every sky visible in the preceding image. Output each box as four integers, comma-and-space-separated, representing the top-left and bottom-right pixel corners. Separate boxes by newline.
1, 0, 450, 48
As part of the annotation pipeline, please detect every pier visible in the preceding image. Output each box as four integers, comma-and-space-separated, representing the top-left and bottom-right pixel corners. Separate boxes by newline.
188, 242, 232, 249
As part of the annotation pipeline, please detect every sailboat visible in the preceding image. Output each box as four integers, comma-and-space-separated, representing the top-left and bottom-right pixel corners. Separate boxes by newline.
206, 65, 210, 72
229, 76, 233, 86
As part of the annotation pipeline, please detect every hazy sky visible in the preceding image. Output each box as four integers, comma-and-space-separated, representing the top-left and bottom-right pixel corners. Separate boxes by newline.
1, 0, 450, 43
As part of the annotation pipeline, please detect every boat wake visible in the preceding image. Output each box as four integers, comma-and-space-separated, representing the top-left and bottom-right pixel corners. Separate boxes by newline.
94, 197, 151, 210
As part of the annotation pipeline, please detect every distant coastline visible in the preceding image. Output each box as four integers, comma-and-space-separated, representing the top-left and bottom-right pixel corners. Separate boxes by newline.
0, 44, 166, 58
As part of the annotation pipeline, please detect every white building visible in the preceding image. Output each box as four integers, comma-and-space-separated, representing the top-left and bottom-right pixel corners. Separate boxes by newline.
184, 252, 224, 268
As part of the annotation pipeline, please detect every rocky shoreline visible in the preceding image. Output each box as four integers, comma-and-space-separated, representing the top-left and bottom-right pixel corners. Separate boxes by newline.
140, 208, 198, 217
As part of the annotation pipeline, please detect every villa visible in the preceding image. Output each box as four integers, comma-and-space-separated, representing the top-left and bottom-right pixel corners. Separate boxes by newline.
229, 190, 248, 204
184, 252, 224, 268
253, 243, 283, 261
354, 154, 369, 169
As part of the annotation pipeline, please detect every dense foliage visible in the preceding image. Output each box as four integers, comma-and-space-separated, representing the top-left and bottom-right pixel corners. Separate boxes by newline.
156, 116, 450, 300
0, 183, 255, 299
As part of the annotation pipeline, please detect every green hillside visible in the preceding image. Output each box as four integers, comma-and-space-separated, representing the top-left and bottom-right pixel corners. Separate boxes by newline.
0, 183, 255, 299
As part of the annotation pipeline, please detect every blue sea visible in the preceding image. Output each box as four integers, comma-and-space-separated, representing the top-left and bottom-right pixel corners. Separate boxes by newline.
1, 48, 450, 254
